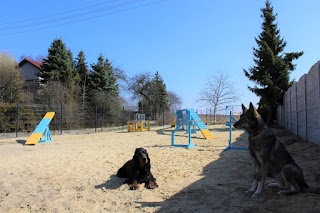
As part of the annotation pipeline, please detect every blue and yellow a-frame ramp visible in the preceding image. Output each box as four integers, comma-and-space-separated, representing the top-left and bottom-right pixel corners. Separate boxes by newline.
25, 112, 55, 145
171, 109, 214, 148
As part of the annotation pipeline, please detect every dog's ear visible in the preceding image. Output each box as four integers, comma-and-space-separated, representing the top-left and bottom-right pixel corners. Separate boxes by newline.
133, 148, 140, 161
135, 148, 140, 154
249, 102, 259, 117
241, 104, 248, 113
146, 151, 151, 165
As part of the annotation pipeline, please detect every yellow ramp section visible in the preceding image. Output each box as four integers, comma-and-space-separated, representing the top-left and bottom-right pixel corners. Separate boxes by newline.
200, 129, 214, 139
25, 133, 43, 145
44, 112, 55, 119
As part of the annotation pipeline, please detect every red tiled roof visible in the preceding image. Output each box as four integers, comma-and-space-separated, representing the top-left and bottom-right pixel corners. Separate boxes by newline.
19, 58, 42, 69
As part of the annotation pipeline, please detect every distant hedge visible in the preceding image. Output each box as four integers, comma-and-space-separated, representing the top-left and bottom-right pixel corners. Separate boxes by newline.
0, 104, 36, 133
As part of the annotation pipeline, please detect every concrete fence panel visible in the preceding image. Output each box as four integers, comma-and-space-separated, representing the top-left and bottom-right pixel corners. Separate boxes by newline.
277, 105, 284, 127
278, 61, 320, 144
290, 83, 298, 135
305, 62, 320, 143
297, 74, 307, 140
285, 89, 291, 131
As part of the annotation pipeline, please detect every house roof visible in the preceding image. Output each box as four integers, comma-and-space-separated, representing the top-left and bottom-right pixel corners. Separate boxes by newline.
19, 58, 42, 69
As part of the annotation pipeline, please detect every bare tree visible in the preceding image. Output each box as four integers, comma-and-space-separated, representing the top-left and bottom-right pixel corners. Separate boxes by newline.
128, 72, 152, 113
128, 73, 151, 99
0, 52, 24, 103
128, 72, 170, 118
167, 91, 182, 112
198, 72, 239, 124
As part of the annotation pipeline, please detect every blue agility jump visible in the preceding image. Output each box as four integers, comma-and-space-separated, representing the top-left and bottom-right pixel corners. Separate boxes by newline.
224, 106, 247, 151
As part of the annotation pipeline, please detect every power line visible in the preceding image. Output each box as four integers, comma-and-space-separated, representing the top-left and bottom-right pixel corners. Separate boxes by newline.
0, 0, 151, 31
0, 0, 168, 37
0, 0, 119, 26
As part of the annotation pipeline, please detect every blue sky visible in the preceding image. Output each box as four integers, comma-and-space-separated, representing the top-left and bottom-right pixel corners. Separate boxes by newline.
1, 0, 319, 113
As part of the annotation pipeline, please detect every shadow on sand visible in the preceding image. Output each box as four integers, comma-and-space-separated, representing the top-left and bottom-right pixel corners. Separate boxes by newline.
95, 174, 124, 190
137, 128, 320, 212
16, 139, 26, 145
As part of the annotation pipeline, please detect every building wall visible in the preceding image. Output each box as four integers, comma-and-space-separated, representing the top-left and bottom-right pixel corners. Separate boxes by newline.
20, 63, 40, 81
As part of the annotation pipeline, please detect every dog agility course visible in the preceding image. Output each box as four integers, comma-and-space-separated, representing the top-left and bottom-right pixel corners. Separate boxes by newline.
0, 123, 319, 212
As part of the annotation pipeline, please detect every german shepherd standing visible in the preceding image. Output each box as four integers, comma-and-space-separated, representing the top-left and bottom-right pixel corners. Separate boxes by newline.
233, 102, 320, 198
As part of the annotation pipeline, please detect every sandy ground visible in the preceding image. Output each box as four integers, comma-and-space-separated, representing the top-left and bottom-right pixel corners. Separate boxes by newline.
0, 124, 319, 213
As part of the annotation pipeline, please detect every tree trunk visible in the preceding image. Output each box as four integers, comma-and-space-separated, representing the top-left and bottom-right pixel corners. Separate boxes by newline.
213, 108, 217, 124
266, 103, 275, 126
266, 107, 272, 126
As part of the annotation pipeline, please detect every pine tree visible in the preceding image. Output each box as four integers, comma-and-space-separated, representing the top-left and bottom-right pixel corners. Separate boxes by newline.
89, 54, 108, 91
66, 49, 76, 101
75, 51, 89, 107
39, 38, 74, 84
88, 54, 121, 118
88, 54, 119, 94
105, 58, 119, 95
151, 71, 168, 117
244, 0, 303, 124
75, 51, 88, 86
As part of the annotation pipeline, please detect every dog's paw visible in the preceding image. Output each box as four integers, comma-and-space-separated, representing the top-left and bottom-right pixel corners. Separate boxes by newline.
145, 181, 158, 189
245, 189, 255, 195
129, 185, 137, 190
129, 182, 140, 190
268, 183, 280, 188
251, 192, 262, 198
146, 184, 157, 189
277, 190, 285, 195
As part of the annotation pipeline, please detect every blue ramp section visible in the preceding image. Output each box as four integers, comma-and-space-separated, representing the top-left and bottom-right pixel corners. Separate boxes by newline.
189, 109, 214, 139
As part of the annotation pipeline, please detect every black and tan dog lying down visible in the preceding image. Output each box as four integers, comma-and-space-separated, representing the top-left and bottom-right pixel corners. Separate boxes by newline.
117, 147, 158, 190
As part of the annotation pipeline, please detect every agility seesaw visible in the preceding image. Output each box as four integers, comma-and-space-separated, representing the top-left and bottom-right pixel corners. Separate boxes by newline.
25, 112, 55, 145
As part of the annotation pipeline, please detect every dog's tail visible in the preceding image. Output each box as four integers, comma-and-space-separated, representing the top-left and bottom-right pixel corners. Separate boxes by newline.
303, 187, 320, 194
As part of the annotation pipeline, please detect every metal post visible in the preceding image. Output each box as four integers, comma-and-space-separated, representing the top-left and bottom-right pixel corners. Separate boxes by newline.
101, 108, 104, 132
15, 103, 19, 137
162, 106, 165, 126
206, 108, 208, 125
60, 104, 63, 135
122, 106, 125, 130
95, 106, 98, 132
188, 120, 191, 146
229, 110, 232, 148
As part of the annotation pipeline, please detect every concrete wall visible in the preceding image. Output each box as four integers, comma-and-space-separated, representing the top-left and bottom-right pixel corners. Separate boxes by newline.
277, 61, 320, 144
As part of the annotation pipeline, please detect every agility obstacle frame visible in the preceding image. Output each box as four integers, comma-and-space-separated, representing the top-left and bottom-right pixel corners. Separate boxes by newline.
224, 106, 247, 151
171, 109, 214, 149
127, 120, 150, 132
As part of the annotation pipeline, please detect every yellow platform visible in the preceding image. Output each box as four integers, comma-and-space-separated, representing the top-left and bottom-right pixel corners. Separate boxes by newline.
127, 120, 150, 132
